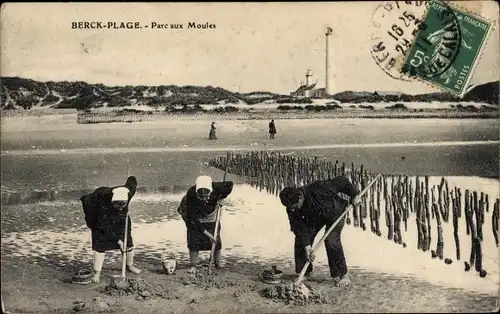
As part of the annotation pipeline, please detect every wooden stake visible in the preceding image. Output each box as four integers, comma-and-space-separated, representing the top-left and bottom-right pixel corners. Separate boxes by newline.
432, 202, 444, 260
465, 194, 477, 271
493, 200, 499, 247
473, 191, 483, 241
465, 190, 470, 235
452, 199, 460, 260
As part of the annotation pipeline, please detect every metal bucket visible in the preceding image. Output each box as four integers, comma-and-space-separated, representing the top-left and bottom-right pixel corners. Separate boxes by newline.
261, 266, 283, 284
160, 253, 177, 275
72, 268, 93, 285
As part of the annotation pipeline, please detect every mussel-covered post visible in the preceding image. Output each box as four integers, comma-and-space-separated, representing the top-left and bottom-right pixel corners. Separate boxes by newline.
415, 177, 423, 250
473, 192, 483, 241
392, 178, 403, 244
493, 199, 499, 247
431, 187, 444, 260
452, 188, 461, 261
385, 176, 394, 241
375, 175, 382, 235
424, 178, 431, 252
464, 192, 483, 274
402, 176, 409, 231
444, 180, 450, 222
465, 190, 471, 235
360, 169, 367, 231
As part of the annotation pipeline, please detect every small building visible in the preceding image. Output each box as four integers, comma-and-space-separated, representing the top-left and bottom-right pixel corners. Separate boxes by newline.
290, 69, 329, 98
312, 88, 327, 98
290, 82, 317, 98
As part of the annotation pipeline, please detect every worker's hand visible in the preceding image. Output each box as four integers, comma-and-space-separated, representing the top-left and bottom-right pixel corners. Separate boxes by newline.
351, 195, 362, 206
203, 230, 216, 243
218, 200, 228, 208
117, 240, 124, 251
304, 245, 315, 263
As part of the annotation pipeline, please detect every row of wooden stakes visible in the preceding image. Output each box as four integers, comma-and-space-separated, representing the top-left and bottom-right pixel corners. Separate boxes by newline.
208, 151, 500, 278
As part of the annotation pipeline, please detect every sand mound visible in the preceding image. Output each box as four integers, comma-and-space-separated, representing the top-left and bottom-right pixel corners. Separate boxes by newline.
180, 272, 238, 290
232, 285, 260, 298
101, 278, 170, 300
72, 296, 120, 312
261, 282, 331, 306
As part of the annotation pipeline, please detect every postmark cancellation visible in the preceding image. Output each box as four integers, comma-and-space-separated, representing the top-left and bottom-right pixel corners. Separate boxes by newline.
370, 1, 430, 82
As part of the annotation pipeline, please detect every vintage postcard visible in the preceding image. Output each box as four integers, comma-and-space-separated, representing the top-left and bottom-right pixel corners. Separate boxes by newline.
1, 1, 499, 313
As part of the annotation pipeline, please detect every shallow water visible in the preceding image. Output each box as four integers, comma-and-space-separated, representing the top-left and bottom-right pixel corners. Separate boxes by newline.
2, 177, 499, 296
1, 144, 498, 196
0, 185, 193, 206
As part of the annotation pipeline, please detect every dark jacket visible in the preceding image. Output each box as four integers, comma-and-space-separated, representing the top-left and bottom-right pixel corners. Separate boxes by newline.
287, 176, 359, 248
269, 122, 276, 134
178, 181, 234, 233
81, 186, 133, 225
80, 177, 138, 252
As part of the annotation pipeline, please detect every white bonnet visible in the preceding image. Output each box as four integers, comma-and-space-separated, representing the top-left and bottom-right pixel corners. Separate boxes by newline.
111, 187, 130, 202
195, 175, 213, 192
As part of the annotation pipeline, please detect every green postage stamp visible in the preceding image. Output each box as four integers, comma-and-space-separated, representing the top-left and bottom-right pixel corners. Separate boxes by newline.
402, 0, 493, 97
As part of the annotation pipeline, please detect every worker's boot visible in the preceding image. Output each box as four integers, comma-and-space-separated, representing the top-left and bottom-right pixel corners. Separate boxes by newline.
91, 251, 105, 283
126, 248, 141, 274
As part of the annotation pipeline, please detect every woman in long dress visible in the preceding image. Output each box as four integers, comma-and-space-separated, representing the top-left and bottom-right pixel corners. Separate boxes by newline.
177, 175, 234, 273
80, 176, 141, 283
209, 122, 217, 140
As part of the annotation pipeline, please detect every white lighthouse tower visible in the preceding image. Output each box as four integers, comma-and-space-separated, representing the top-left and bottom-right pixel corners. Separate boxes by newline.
305, 69, 313, 86
304, 69, 313, 97
325, 26, 334, 96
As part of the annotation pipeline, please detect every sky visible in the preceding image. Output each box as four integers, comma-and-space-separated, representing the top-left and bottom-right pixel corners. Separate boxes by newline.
1, 1, 498, 95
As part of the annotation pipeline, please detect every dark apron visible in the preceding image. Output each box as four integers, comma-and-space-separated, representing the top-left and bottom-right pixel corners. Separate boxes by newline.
187, 222, 222, 251
92, 215, 134, 253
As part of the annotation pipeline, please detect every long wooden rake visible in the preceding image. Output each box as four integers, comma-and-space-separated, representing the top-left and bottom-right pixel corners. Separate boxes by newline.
208, 151, 230, 275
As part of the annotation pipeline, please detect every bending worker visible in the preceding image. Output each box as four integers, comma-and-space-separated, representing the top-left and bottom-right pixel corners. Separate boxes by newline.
80, 176, 141, 283
177, 175, 234, 273
279, 176, 361, 287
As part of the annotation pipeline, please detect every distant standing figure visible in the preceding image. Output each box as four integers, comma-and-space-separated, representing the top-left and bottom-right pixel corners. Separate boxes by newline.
269, 119, 277, 139
209, 122, 217, 140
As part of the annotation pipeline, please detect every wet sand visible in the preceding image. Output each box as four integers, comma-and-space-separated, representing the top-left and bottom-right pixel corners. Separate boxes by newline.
1, 118, 498, 151
2, 179, 499, 313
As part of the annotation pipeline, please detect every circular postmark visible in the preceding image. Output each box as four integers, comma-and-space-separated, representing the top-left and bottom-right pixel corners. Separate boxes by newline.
370, 1, 429, 81
401, 0, 462, 79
